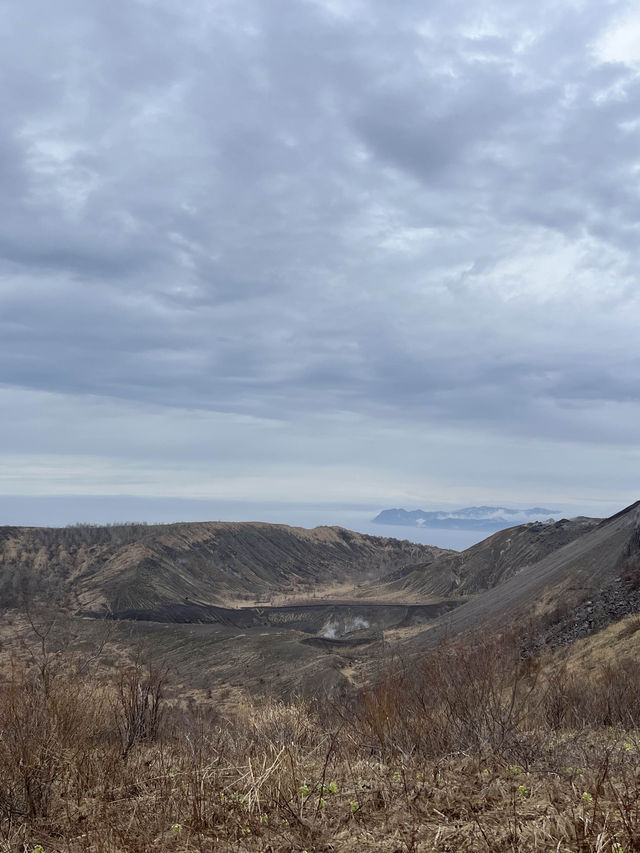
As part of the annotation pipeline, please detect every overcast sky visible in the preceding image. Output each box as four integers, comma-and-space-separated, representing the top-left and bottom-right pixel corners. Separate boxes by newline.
1, 0, 640, 533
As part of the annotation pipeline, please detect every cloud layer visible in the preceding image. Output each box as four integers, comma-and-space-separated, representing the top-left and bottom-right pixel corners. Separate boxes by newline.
2, 0, 640, 521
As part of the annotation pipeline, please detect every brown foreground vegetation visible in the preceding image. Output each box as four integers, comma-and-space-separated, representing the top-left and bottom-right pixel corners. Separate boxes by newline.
2, 617, 640, 852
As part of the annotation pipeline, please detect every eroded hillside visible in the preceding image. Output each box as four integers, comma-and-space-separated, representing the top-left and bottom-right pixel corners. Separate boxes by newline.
404, 500, 640, 652
380, 515, 601, 597
0, 521, 451, 612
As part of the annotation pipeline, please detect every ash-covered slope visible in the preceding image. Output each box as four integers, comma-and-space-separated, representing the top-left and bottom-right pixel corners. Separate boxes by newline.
410, 500, 640, 647
0, 521, 450, 613
380, 516, 600, 598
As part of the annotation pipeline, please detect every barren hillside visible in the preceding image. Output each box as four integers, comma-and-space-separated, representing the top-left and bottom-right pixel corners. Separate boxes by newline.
406, 500, 640, 650
0, 521, 451, 612
379, 515, 601, 598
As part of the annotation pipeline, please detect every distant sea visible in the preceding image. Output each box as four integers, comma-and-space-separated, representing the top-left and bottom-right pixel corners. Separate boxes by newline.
343, 520, 487, 551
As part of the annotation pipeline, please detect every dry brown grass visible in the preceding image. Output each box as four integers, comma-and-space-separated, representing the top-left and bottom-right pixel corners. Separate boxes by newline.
3, 618, 640, 851
561, 614, 640, 676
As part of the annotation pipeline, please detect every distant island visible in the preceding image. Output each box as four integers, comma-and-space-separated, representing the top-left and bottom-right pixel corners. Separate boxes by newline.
372, 506, 557, 532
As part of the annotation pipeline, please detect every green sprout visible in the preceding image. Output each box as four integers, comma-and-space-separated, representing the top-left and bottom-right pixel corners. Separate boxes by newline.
171, 823, 182, 834
582, 792, 593, 804
261, 813, 269, 824
33, 847, 45, 853
350, 800, 360, 814
517, 785, 529, 798
300, 783, 310, 798
328, 781, 338, 795
612, 843, 624, 853
508, 765, 523, 775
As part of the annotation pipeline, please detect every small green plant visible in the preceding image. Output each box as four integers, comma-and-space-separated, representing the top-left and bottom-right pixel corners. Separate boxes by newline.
350, 800, 360, 813
171, 823, 182, 834
582, 792, 593, 804
300, 783, 310, 798
328, 781, 338, 794
517, 784, 529, 798
612, 843, 624, 853
261, 813, 269, 824
508, 765, 523, 775
33, 847, 45, 853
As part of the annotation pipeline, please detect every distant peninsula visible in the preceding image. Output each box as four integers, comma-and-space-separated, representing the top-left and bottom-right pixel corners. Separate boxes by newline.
372, 506, 557, 532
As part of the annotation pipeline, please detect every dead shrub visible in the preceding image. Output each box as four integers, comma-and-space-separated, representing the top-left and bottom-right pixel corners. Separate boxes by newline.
114, 658, 168, 759
347, 633, 544, 764
0, 660, 106, 820
541, 658, 640, 730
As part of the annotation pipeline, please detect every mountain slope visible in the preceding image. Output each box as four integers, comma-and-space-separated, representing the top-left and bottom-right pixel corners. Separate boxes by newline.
408, 501, 640, 648
380, 516, 601, 598
0, 521, 451, 612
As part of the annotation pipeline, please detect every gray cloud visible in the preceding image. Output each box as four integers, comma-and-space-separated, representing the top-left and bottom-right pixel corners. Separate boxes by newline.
1, 0, 640, 516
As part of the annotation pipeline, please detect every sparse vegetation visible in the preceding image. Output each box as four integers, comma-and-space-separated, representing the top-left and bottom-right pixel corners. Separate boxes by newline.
1, 614, 640, 851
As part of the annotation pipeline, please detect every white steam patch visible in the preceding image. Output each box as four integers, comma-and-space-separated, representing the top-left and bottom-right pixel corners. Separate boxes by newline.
319, 616, 370, 639
320, 622, 338, 639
